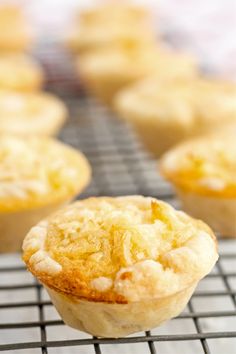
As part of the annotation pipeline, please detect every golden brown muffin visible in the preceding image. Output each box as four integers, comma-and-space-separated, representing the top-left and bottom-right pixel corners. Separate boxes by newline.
0, 91, 67, 136
68, 24, 156, 55
0, 135, 91, 252
23, 196, 218, 337
160, 134, 236, 237
115, 77, 236, 157
78, 3, 150, 26
67, 3, 154, 54
0, 5, 32, 52
0, 54, 44, 92
78, 46, 197, 105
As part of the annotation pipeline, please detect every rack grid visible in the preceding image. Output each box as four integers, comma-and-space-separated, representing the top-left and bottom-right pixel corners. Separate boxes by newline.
0, 46, 236, 354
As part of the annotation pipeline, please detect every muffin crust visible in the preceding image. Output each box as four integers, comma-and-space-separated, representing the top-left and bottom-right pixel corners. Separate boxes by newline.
23, 196, 218, 304
0, 135, 91, 212
0, 54, 43, 91
160, 135, 236, 198
0, 91, 67, 136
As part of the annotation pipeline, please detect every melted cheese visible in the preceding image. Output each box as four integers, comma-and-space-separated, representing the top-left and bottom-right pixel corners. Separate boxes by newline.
23, 196, 218, 301
43, 197, 210, 282
115, 77, 236, 127
0, 54, 43, 91
161, 136, 236, 197
0, 136, 90, 210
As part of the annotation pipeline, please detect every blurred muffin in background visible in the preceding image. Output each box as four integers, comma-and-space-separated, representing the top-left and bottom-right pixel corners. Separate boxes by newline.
78, 45, 197, 105
0, 135, 91, 253
67, 3, 155, 54
160, 134, 236, 237
0, 54, 44, 92
78, 3, 150, 26
0, 91, 67, 136
68, 23, 156, 55
0, 5, 32, 52
115, 77, 236, 157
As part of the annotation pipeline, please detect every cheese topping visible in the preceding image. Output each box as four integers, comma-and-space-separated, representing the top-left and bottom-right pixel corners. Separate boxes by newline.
79, 4, 149, 27
23, 196, 218, 302
90, 277, 113, 292
115, 78, 236, 127
81, 48, 196, 81
0, 5, 31, 52
0, 91, 65, 122
0, 136, 90, 210
161, 136, 236, 197
0, 91, 67, 136
0, 54, 43, 90
0, 5, 26, 27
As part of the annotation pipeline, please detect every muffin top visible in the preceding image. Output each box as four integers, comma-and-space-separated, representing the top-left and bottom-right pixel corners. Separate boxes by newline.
79, 44, 159, 80
0, 54, 43, 91
78, 3, 150, 27
69, 24, 156, 54
0, 91, 67, 135
115, 77, 236, 126
0, 5, 31, 51
0, 5, 25, 24
0, 136, 91, 211
68, 3, 154, 53
161, 135, 236, 197
23, 196, 218, 303
79, 47, 196, 82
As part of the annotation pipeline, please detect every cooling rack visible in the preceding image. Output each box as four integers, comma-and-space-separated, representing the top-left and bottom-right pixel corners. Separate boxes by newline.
0, 44, 236, 354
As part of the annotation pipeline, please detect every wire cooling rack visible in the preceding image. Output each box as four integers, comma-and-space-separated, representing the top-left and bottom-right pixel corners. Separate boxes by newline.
0, 45, 236, 354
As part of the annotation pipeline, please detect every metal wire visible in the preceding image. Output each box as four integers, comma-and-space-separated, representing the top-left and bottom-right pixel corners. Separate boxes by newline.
0, 47, 236, 353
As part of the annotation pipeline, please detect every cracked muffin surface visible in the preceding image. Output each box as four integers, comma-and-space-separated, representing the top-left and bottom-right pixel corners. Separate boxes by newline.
0, 135, 91, 212
0, 91, 67, 136
161, 135, 236, 198
0, 54, 43, 91
0, 5, 32, 52
23, 196, 218, 303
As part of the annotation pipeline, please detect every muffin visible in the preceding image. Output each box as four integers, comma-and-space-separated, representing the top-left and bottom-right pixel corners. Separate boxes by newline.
0, 5, 32, 52
78, 47, 197, 105
160, 135, 236, 237
115, 77, 236, 157
23, 196, 218, 337
0, 135, 91, 253
78, 3, 150, 26
0, 91, 67, 136
0, 54, 44, 92
67, 3, 154, 54
68, 24, 156, 55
